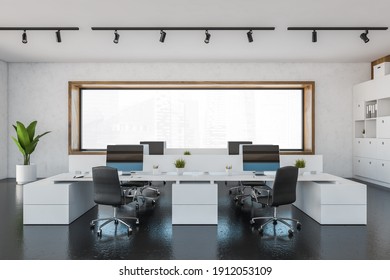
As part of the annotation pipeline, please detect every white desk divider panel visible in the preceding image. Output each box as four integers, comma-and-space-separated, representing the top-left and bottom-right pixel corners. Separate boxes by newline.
69, 154, 323, 174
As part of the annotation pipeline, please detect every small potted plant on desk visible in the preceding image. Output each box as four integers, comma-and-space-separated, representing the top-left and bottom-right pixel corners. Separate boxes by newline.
174, 158, 186, 175
294, 159, 306, 175
183, 150, 191, 155
152, 164, 160, 175
11, 120, 51, 184
225, 165, 233, 175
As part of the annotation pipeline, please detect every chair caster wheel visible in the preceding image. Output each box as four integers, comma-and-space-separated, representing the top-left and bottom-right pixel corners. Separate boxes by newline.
249, 219, 255, 225
258, 227, 264, 235
288, 229, 294, 237
152, 200, 156, 205
273, 220, 277, 225
90, 223, 95, 229
127, 228, 132, 236
97, 229, 102, 237
229, 190, 232, 194
135, 219, 140, 225
156, 191, 160, 196
297, 223, 302, 230
233, 197, 238, 201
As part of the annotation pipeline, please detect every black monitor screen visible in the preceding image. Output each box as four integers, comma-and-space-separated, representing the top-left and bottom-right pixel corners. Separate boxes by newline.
106, 145, 143, 172
242, 145, 280, 173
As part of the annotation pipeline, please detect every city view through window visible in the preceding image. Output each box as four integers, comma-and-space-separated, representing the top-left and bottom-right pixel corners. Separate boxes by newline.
81, 89, 303, 150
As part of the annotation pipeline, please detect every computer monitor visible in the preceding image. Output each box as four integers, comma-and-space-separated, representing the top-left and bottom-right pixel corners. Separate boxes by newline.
228, 141, 253, 155
241, 144, 280, 175
140, 141, 165, 155
106, 145, 144, 173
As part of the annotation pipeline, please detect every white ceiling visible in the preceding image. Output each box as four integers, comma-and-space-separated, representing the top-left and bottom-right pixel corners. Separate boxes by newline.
0, 0, 389, 63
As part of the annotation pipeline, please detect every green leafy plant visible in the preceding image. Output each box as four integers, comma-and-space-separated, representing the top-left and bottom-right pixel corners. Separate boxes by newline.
174, 158, 186, 168
11, 121, 51, 165
183, 150, 191, 155
294, 159, 306, 169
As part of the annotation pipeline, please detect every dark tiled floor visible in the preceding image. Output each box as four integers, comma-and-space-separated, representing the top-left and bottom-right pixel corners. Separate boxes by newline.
0, 178, 389, 260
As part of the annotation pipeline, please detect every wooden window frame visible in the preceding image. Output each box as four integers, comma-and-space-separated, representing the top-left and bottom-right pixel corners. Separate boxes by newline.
68, 81, 315, 155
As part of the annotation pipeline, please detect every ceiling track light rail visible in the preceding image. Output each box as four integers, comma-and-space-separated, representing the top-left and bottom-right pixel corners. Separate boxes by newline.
91, 27, 275, 44
288, 27, 388, 43
91, 27, 275, 31
0, 27, 79, 44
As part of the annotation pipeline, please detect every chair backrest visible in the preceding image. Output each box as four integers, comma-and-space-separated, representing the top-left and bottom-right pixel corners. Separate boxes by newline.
271, 166, 299, 207
92, 166, 122, 206
106, 145, 144, 172
228, 141, 252, 155
140, 141, 165, 155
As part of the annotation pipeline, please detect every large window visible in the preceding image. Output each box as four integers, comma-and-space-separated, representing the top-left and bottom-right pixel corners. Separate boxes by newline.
69, 82, 314, 154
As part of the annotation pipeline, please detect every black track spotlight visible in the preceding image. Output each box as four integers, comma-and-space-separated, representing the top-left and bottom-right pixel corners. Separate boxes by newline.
204, 30, 211, 44
247, 30, 253, 43
360, 30, 369, 43
56, 30, 62, 43
312, 30, 317, 43
113, 30, 120, 44
22, 30, 27, 44
160, 30, 166, 43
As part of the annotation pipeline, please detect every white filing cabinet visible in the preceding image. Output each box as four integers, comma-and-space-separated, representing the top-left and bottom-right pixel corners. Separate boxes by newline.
353, 75, 390, 187
172, 183, 218, 225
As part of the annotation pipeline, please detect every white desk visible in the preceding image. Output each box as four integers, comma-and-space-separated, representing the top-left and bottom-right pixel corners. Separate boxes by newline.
23, 172, 367, 225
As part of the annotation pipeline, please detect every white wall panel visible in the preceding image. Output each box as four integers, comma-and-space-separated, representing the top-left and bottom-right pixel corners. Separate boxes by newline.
0, 61, 7, 179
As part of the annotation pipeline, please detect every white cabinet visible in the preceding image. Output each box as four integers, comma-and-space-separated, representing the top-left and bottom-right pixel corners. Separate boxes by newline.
353, 138, 377, 158
353, 75, 390, 187
377, 139, 390, 160
377, 117, 390, 138
172, 183, 218, 225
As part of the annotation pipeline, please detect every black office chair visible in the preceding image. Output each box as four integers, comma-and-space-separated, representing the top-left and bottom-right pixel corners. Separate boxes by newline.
226, 141, 253, 193
90, 166, 139, 237
233, 144, 279, 205
106, 144, 158, 206
250, 166, 301, 236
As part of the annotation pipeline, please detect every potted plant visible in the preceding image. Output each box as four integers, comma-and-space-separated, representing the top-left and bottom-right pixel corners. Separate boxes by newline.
11, 121, 51, 184
225, 164, 233, 175
152, 164, 160, 175
174, 158, 186, 175
183, 150, 191, 155
294, 159, 306, 175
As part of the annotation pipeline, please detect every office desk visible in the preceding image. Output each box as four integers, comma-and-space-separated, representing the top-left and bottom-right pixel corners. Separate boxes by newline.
23, 172, 367, 225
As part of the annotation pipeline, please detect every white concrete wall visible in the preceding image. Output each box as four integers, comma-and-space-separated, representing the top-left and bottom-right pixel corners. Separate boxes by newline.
0, 61, 7, 179
7, 63, 370, 178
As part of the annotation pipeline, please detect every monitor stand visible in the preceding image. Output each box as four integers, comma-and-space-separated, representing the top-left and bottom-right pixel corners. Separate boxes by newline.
254, 171, 265, 176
